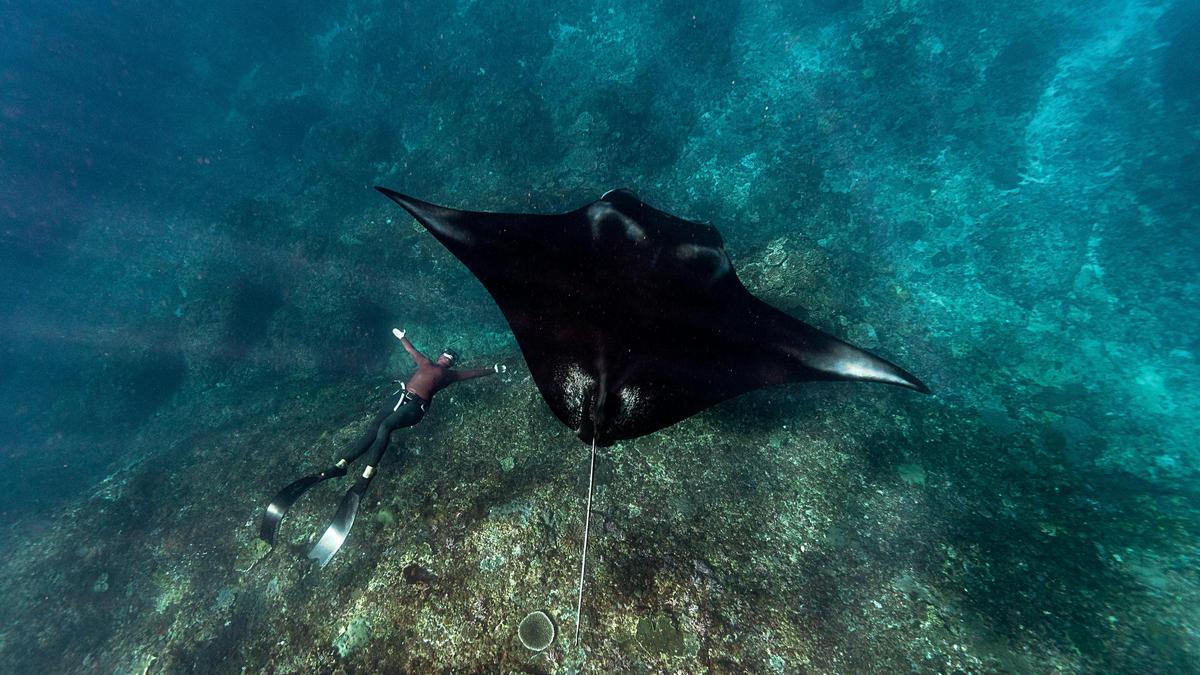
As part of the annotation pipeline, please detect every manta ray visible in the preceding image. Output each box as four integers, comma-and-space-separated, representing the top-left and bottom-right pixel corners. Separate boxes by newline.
376, 186, 929, 643
377, 187, 927, 446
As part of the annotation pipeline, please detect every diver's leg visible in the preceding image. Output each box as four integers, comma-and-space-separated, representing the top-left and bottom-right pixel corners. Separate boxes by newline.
336, 406, 392, 464
259, 406, 393, 546
307, 403, 425, 566
369, 403, 424, 456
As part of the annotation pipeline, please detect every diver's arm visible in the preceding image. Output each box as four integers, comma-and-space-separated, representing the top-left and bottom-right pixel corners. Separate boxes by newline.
393, 328, 430, 366
451, 366, 500, 382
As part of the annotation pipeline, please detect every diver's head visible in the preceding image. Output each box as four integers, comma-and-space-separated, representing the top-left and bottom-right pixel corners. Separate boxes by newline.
437, 348, 459, 367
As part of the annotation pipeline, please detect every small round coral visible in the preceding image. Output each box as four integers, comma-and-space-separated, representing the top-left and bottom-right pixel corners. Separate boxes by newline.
518, 611, 555, 651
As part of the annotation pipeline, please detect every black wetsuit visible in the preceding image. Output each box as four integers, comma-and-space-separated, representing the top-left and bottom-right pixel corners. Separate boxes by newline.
338, 390, 427, 467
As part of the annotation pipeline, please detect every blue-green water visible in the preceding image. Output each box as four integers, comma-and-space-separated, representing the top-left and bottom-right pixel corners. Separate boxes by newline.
1, 1, 1197, 672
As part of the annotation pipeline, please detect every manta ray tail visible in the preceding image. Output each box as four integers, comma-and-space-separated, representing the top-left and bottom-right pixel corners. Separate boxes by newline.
574, 434, 597, 644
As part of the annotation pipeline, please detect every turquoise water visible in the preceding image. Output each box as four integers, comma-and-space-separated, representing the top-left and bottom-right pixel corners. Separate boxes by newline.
1, 1, 1196, 672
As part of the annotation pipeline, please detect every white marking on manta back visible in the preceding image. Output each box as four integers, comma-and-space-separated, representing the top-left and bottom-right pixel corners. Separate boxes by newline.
587, 203, 647, 243
614, 385, 647, 427
672, 243, 731, 281
557, 363, 595, 430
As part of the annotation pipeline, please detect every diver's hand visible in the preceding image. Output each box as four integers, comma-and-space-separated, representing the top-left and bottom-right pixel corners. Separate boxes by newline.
393, 328, 406, 340
493, 363, 507, 373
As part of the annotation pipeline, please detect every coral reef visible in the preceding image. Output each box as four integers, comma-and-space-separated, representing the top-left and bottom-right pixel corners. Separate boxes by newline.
519, 611, 556, 652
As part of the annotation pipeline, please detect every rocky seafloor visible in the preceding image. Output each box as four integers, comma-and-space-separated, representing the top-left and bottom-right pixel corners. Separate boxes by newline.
1, 0, 1197, 672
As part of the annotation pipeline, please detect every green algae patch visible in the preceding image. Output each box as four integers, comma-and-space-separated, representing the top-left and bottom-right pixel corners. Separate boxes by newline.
898, 463, 926, 486
635, 614, 697, 658
334, 617, 371, 658
375, 508, 396, 526
234, 538, 271, 573
213, 586, 237, 612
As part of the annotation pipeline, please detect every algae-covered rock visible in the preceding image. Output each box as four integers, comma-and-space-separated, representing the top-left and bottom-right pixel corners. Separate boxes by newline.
634, 614, 696, 658
334, 618, 371, 658
234, 538, 271, 573
375, 508, 396, 526
847, 321, 880, 349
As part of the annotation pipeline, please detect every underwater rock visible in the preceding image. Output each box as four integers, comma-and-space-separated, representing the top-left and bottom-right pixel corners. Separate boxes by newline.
847, 321, 880, 349
233, 539, 271, 574
634, 613, 696, 658
213, 587, 237, 612
402, 563, 437, 585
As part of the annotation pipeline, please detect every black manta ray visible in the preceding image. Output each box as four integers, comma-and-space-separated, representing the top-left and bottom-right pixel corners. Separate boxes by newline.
377, 186, 929, 447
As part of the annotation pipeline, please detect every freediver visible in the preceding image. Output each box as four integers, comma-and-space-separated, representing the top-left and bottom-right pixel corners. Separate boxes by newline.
260, 328, 506, 566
